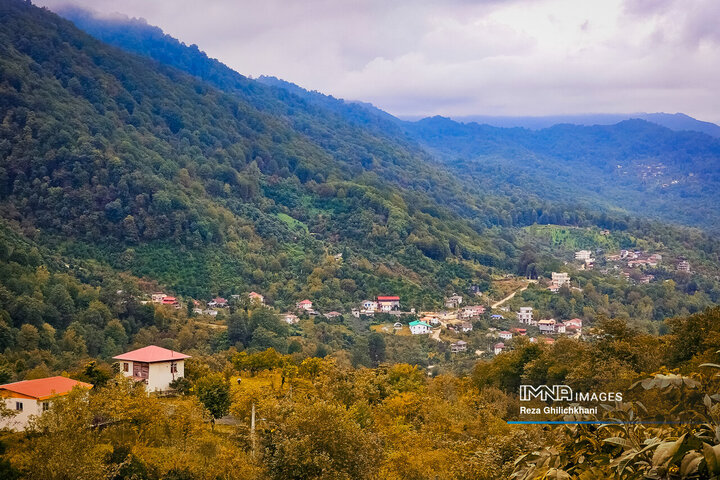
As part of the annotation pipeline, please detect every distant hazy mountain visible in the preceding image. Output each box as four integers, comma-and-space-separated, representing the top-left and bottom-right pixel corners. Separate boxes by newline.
447, 113, 720, 138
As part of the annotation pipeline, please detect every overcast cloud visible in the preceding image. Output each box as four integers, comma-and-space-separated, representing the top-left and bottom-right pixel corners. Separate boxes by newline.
36, 0, 720, 123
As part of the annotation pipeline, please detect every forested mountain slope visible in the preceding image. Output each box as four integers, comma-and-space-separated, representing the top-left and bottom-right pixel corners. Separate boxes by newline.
403, 116, 720, 230
0, 0, 540, 310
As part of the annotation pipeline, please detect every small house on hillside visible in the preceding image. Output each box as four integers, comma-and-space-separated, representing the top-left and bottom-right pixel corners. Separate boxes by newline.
499, 331, 513, 340
296, 299, 313, 311
409, 320, 431, 335
494, 343, 505, 355
0, 377, 93, 431
248, 292, 264, 305
114, 345, 190, 392
451, 340, 467, 353
283, 313, 299, 325
538, 319, 557, 334
208, 297, 228, 308
517, 306, 534, 325
444, 294, 463, 309
377, 296, 400, 312
151, 293, 167, 303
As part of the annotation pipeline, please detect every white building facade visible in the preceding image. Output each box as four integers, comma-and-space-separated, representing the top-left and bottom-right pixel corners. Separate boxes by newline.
114, 345, 190, 392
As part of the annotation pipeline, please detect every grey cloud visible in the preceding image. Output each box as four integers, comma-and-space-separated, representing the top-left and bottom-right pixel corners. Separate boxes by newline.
36, 0, 720, 123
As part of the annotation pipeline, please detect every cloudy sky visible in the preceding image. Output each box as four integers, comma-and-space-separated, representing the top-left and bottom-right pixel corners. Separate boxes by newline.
36, 0, 720, 122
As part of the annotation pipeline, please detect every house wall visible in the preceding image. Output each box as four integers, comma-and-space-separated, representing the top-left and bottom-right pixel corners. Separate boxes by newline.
147, 360, 185, 392
0, 396, 42, 431
118, 359, 185, 392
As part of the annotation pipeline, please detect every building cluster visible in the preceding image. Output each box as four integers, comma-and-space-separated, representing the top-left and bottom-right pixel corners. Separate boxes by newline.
515, 305, 583, 336
352, 295, 402, 317
0, 345, 189, 431
150, 291, 266, 317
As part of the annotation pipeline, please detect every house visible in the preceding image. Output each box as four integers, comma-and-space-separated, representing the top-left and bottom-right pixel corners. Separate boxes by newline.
564, 318, 583, 334
575, 250, 593, 262
377, 296, 400, 312
461, 321, 473, 333
511, 328, 527, 336
409, 320, 431, 335
677, 260, 691, 272
450, 340, 467, 353
556, 323, 566, 334
460, 305, 485, 319
114, 345, 191, 392
421, 316, 440, 326
517, 307, 534, 325
490, 314, 504, 320
499, 331, 513, 340
248, 292, 265, 305
203, 309, 218, 317
444, 294, 463, 309
296, 299, 313, 311
208, 297, 228, 308
361, 300, 378, 312
550, 272, 570, 290
0, 377, 93, 431
493, 342, 505, 355
151, 293, 167, 303
538, 319, 557, 334
324, 311, 342, 319
393, 322, 403, 330
649, 254, 662, 264
161, 296, 180, 309
283, 313, 299, 325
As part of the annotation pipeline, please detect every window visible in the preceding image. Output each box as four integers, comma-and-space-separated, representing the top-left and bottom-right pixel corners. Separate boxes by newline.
123, 362, 129, 372
170, 362, 178, 374
42, 401, 49, 412
15, 402, 22, 411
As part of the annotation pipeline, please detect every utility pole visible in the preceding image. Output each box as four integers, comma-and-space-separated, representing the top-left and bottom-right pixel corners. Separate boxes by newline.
250, 402, 256, 457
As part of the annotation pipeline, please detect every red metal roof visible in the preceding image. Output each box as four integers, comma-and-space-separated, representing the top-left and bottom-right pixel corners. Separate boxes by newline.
0, 376, 92, 400
298, 299, 312, 304
113, 345, 191, 363
377, 296, 400, 301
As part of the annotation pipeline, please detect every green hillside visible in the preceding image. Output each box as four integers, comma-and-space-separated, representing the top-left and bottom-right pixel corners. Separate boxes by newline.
0, 0, 515, 309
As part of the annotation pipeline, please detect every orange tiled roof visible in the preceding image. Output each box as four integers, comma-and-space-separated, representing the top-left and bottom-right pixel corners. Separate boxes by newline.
0, 376, 92, 400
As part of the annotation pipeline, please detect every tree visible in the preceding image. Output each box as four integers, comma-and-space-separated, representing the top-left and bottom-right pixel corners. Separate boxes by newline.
195, 374, 231, 430
368, 333, 386, 367
264, 401, 382, 480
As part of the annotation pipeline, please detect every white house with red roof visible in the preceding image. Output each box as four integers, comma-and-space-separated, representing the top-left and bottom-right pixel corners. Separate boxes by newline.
0, 376, 92, 431
207, 297, 228, 308
377, 295, 400, 312
114, 345, 190, 392
248, 292, 264, 305
296, 299, 313, 311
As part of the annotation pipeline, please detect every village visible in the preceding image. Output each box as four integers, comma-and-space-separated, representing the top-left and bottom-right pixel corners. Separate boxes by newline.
0, 240, 698, 432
